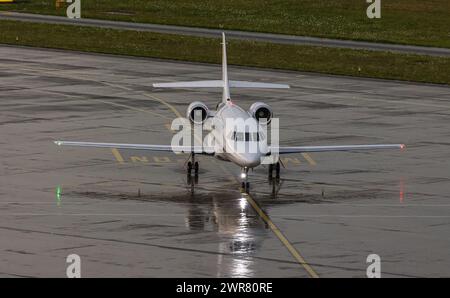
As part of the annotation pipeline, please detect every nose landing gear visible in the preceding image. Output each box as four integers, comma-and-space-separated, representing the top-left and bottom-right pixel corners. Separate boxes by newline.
241, 167, 250, 193
186, 153, 199, 193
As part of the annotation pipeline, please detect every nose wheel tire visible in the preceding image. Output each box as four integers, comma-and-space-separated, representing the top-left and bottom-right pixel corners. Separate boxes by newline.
194, 161, 199, 175
187, 154, 199, 176
241, 182, 250, 192
241, 167, 250, 192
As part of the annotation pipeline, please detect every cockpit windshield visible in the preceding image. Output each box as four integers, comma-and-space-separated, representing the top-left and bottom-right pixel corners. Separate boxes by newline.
232, 131, 264, 142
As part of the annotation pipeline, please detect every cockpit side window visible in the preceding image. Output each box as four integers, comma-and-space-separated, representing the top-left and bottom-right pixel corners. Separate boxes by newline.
232, 132, 244, 141
258, 132, 265, 141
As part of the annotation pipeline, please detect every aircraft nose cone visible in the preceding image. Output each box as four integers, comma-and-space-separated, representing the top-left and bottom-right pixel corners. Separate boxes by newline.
243, 153, 260, 167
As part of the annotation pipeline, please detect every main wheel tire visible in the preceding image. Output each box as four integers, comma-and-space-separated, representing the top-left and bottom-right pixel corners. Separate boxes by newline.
246, 182, 250, 191
275, 162, 281, 177
194, 161, 199, 174
268, 164, 273, 176
187, 161, 192, 174
187, 174, 192, 185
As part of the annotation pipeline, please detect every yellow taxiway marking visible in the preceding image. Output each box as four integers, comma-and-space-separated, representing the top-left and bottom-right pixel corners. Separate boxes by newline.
214, 161, 319, 278
302, 153, 317, 166
143, 93, 183, 118
101, 81, 183, 118
93, 98, 172, 120
111, 148, 125, 164
165, 123, 176, 132
243, 193, 319, 278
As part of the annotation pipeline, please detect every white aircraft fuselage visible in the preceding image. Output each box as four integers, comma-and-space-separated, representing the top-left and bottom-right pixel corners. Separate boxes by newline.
214, 102, 266, 168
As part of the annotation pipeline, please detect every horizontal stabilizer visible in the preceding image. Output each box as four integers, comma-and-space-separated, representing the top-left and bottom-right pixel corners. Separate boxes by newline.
153, 80, 289, 89
229, 81, 290, 89
153, 80, 223, 88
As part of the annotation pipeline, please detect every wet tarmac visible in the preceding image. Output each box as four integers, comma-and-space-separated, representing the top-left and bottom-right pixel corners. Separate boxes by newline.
1, 45, 450, 277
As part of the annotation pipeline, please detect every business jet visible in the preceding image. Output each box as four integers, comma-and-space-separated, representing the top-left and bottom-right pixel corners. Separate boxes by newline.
54, 33, 405, 192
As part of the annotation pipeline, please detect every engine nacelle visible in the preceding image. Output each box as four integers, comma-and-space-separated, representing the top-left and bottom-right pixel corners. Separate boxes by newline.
249, 102, 273, 124
187, 101, 209, 124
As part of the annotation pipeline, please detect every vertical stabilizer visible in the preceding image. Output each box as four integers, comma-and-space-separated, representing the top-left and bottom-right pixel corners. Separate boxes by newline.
152, 33, 290, 95
222, 32, 231, 102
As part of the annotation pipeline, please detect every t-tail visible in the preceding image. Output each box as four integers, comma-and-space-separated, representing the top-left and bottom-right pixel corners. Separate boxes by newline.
152, 33, 290, 103
221, 32, 231, 102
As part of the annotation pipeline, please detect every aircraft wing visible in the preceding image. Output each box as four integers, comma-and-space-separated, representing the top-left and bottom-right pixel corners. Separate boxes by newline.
272, 144, 405, 154
54, 141, 213, 154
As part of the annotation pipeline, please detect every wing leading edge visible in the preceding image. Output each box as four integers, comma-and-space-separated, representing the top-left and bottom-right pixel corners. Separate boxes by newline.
273, 144, 405, 154
55, 141, 405, 155
54, 141, 212, 154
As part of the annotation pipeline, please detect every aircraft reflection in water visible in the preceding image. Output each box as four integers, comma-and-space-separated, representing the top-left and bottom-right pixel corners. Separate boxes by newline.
183, 190, 272, 277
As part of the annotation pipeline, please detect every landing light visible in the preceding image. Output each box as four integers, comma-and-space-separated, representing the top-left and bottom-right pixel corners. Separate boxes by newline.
400, 144, 406, 150
241, 173, 246, 179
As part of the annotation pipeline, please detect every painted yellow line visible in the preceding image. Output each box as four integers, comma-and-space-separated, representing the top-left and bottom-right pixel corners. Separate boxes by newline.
143, 93, 183, 119
5, 69, 172, 121
101, 81, 133, 91
302, 153, 317, 166
165, 123, 176, 132
100, 81, 183, 118
111, 148, 125, 164
243, 193, 319, 278
101, 82, 181, 116
214, 161, 318, 277
93, 98, 171, 119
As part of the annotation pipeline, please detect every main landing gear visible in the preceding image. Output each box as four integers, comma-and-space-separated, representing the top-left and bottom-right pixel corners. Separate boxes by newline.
186, 153, 199, 189
186, 153, 199, 176
268, 162, 282, 198
268, 162, 281, 179
187, 161, 199, 175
